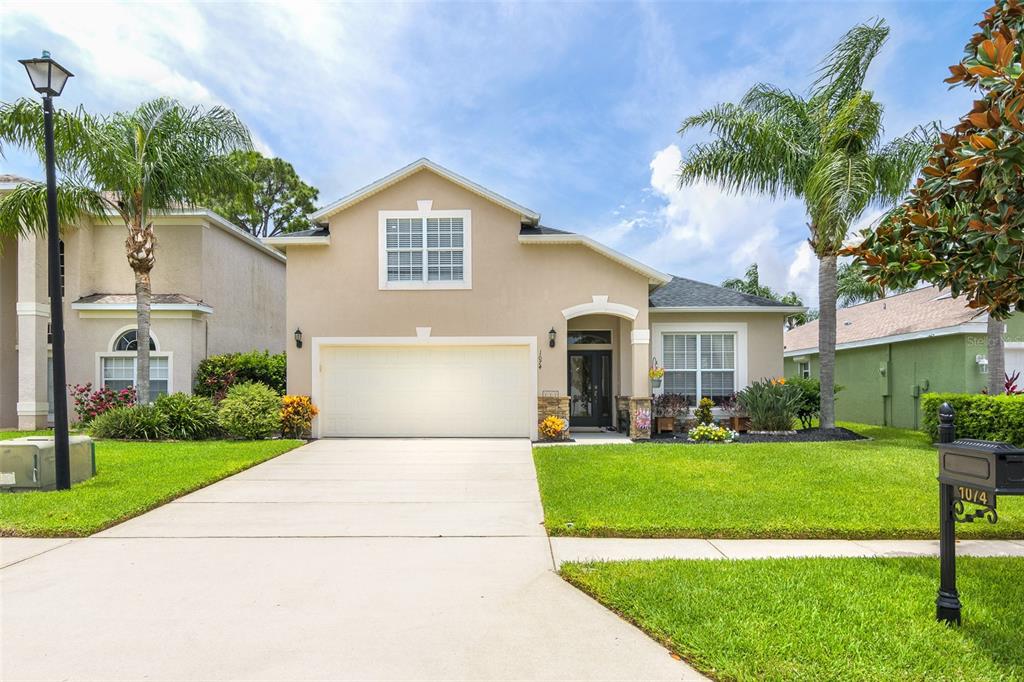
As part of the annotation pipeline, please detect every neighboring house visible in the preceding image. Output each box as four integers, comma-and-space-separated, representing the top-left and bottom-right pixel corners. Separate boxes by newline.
783, 286, 1024, 430
265, 159, 800, 439
0, 174, 287, 430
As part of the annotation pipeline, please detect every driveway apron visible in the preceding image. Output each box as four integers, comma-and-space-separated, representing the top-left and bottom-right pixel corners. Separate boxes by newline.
1, 438, 699, 681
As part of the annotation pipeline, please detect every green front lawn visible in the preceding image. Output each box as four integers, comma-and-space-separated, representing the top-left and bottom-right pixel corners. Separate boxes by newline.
1, 429, 53, 440
534, 423, 1024, 538
563, 557, 1024, 681
0, 438, 302, 536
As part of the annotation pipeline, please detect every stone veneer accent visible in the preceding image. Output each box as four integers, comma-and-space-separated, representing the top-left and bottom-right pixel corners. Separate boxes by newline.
628, 396, 653, 440
537, 395, 571, 424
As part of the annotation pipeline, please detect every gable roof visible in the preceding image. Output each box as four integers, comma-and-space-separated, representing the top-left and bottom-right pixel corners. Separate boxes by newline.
516, 229, 672, 285
649, 276, 805, 312
311, 158, 541, 224
783, 286, 987, 355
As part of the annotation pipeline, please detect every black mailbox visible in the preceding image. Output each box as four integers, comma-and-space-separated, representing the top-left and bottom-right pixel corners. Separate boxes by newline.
938, 439, 1024, 507
934, 404, 1024, 626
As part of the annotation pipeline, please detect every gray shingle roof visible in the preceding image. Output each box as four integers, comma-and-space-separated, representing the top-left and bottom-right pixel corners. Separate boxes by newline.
75, 293, 208, 306
270, 226, 329, 238
519, 224, 573, 236
649, 276, 791, 308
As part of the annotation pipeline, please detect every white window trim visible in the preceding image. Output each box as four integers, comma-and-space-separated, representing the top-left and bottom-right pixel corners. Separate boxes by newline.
378, 208, 472, 290
651, 322, 748, 400
798, 360, 811, 379
95, 352, 173, 395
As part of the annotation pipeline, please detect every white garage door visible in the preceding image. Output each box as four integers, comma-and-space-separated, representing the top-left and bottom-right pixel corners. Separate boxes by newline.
1007, 346, 1024, 384
318, 344, 533, 437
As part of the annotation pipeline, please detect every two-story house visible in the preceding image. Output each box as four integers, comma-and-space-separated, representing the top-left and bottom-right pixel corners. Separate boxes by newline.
266, 159, 800, 440
0, 174, 287, 429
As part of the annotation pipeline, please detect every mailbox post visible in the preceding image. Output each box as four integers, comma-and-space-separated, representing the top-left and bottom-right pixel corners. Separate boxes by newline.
934, 402, 1024, 624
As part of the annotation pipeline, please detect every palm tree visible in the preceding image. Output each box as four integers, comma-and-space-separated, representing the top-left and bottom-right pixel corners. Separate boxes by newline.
675, 19, 932, 428
0, 97, 252, 403
722, 263, 807, 329
836, 260, 911, 307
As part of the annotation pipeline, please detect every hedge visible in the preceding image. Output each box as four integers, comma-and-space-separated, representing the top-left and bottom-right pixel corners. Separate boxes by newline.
920, 393, 1024, 445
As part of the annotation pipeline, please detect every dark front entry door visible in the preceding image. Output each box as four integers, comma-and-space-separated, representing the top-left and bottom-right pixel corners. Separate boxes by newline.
567, 350, 612, 427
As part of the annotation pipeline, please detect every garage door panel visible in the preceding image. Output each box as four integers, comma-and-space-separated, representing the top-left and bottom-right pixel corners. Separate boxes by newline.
319, 345, 531, 437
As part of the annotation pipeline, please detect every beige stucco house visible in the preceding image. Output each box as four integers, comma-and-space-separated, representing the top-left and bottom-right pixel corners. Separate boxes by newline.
0, 175, 287, 429
266, 159, 800, 440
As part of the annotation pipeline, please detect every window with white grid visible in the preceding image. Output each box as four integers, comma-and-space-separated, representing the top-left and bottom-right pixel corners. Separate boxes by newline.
662, 332, 735, 405
380, 210, 470, 289
100, 355, 170, 398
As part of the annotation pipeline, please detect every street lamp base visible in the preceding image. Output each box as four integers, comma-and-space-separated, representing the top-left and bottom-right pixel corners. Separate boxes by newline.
936, 589, 962, 625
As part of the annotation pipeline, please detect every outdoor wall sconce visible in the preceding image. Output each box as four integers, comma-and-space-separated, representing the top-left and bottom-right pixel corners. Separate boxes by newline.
294, 328, 303, 349
548, 327, 557, 348
975, 355, 989, 373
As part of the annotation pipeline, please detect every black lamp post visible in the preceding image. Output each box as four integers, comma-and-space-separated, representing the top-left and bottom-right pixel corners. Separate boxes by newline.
19, 51, 73, 490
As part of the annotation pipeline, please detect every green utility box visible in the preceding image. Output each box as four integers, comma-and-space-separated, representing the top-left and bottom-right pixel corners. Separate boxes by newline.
0, 436, 96, 491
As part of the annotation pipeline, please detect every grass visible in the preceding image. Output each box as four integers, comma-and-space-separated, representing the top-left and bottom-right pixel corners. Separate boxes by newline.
534, 423, 1024, 539
562, 556, 1024, 681
0, 429, 53, 440
0, 438, 302, 536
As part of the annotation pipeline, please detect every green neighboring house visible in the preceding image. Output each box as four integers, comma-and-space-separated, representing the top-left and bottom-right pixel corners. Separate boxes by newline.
783, 286, 1024, 430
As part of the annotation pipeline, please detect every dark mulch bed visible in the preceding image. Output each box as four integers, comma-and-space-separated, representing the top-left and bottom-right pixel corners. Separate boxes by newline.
641, 427, 866, 444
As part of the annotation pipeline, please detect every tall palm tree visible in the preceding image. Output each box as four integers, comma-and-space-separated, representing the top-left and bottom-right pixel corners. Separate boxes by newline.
676, 19, 932, 428
0, 97, 252, 403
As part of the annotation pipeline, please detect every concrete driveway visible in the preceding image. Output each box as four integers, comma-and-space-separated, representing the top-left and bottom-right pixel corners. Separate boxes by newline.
1, 439, 699, 681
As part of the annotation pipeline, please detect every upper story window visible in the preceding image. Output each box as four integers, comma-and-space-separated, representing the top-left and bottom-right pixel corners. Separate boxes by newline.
378, 207, 471, 290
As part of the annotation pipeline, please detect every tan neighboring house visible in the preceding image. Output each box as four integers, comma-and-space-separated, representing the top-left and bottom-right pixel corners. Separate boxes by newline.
266, 159, 799, 440
0, 174, 287, 430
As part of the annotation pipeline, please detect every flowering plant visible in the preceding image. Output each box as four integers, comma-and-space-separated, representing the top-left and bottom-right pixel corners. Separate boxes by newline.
70, 383, 137, 424
648, 359, 665, 381
539, 415, 569, 440
687, 423, 738, 443
279, 395, 319, 438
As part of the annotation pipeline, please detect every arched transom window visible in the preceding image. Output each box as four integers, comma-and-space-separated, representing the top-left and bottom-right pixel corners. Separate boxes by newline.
112, 329, 157, 352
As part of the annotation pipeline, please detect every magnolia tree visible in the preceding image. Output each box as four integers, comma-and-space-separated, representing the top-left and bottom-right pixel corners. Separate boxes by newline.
849, 1, 1024, 393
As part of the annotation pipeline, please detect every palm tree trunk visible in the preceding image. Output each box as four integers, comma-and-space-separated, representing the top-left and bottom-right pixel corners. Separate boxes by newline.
818, 255, 838, 429
987, 314, 1005, 395
135, 269, 152, 404
126, 215, 155, 404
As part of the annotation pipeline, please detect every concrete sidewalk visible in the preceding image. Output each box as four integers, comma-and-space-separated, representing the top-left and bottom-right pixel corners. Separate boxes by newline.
550, 536, 1024, 566
1, 439, 700, 681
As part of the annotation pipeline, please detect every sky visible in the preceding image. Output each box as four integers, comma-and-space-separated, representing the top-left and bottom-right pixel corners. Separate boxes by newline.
1, 0, 988, 306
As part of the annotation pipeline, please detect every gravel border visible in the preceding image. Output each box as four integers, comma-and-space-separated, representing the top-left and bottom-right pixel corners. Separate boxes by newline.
639, 427, 867, 444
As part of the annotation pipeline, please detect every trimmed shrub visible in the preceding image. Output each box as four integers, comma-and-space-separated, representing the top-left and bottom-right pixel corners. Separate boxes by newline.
280, 395, 318, 439
217, 382, 282, 440
921, 393, 1024, 445
694, 397, 715, 426
738, 377, 802, 431
90, 405, 168, 441
194, 350, 286, 400
154, 393, 220, 440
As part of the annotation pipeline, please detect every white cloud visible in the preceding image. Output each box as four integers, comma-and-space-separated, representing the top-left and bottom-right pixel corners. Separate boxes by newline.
628, 144, 802, 290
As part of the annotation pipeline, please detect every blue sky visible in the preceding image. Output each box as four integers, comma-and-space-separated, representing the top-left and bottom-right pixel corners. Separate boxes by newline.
2, 1, 986, 305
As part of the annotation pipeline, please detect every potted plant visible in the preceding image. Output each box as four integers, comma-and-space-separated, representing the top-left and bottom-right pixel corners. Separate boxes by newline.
649, 359, 665, 389
719, 393, 749, 432
653, 393, 688, 435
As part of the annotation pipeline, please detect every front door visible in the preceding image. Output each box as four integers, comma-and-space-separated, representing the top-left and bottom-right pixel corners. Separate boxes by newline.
567, 350, 612, 427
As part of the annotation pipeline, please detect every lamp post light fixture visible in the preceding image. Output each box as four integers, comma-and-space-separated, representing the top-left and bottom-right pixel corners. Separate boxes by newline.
548, 327, 557, 348
294, 328, 303, 349
18, 51, 74, 490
